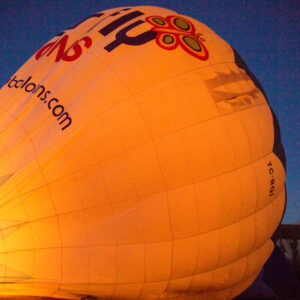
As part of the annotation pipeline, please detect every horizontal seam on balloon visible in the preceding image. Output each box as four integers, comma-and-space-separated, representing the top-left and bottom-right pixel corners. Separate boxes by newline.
0, 189, 284, 256
0, 151, 285, 233
2, 239, 271, 287
17, 272, 259, 296
0, 147, 284, 217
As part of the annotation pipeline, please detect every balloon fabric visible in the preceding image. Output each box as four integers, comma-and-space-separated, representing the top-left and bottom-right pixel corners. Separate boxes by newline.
0, 6, 286, 300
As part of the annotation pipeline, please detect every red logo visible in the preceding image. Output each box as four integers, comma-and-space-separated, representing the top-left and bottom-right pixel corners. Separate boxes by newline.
146, 15, 209, 60
35, 34, 92, 62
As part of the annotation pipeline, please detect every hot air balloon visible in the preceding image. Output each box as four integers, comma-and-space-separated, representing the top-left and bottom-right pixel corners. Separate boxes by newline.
0, 6, 286, 300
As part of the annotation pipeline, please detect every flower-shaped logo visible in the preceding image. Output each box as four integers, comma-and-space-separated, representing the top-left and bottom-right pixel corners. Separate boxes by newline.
146, 15, 209, 60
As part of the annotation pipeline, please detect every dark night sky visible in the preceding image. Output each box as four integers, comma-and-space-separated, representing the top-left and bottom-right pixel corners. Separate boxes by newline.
0, 0, 299, 223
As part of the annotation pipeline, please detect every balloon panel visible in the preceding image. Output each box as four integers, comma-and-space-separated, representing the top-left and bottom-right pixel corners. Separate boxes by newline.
0, 5, 286, 299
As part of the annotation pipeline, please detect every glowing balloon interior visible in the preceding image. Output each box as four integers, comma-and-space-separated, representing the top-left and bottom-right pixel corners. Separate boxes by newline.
0, 6, 286, 300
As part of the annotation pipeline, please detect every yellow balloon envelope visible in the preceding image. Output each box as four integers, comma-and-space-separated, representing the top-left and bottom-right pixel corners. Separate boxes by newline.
0, 6, 286, 300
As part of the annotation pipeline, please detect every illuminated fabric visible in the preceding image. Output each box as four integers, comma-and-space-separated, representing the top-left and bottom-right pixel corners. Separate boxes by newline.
0, 6, 286, 299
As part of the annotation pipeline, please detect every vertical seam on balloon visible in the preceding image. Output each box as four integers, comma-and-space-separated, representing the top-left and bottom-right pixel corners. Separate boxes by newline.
178, 127, 200, 296
102, 66, 146, 298
237, 216, 250, 285
28, 133, 64, 294
132, 163, 146, 291
21, 130, 64, 292
42, 170, 63, 292
0, 119, 36, 285
116, 132, 145, 298
152, 149, 174, 298
233, 171, 244, 265
187, 183, 201, 293
129, 86, 174, 299
220, 112, 246, 281
234, 108, 258, 233
236, 132, 256, 285
147, 149, 174, 298
219, 121, 243, 291
219, 113, 241, 251
62, 126, 96, 296
97, 166, 119, 298
201, 122, 222, 289
19, 197, 36, 280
